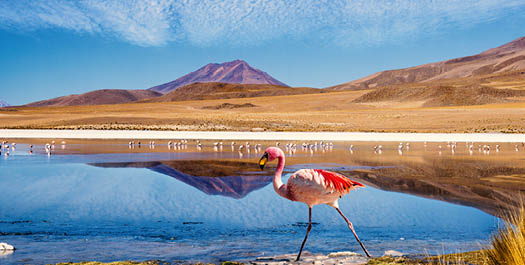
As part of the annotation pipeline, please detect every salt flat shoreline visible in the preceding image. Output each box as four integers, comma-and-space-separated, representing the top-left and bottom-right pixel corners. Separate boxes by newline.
1, 129, 525, 142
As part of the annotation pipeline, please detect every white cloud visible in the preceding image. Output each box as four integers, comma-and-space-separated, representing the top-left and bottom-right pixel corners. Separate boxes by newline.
0, 0, 523, 47
0, 0, 175, 46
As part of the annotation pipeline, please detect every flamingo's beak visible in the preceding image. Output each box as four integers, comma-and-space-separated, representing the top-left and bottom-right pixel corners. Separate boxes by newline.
259, 152, 268, 170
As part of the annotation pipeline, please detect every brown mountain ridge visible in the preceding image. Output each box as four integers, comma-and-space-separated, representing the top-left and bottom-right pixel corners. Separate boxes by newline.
331, 36, 525, 90
25, 89, 162, 107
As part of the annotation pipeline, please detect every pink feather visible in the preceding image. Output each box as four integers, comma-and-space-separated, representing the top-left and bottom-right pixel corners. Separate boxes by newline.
313, 169, 364, 194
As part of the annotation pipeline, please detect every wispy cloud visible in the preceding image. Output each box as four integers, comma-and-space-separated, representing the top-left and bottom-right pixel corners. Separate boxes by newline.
0, 0, 175, 46
0, 0, 523, 47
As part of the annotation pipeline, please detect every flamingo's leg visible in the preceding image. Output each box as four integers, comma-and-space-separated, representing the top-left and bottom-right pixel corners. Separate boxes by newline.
335, 207, 371, 258
296, 207, 312, 261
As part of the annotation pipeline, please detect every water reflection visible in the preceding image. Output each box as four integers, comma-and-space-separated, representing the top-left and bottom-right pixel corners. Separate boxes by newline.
343, 153, 525, 217
0, 161, 497, 264
91, 161, 272, 199
0, 141, 523, 264
1, 141, 524, 217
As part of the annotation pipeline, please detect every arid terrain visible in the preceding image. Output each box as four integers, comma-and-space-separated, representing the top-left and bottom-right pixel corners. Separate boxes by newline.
2, 71, 525, 133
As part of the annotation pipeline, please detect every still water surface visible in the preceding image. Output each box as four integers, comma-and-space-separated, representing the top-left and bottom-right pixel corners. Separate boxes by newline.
1, 141, 519, 264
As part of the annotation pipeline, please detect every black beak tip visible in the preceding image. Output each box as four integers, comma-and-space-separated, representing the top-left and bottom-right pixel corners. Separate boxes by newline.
259, 164, 265, 170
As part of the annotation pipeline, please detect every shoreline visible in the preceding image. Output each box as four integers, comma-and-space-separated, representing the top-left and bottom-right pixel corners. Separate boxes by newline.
1, 129, 525, 142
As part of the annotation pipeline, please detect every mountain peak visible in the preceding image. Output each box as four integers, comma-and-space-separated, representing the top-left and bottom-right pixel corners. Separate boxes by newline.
0, 100, 9, 107
228, 59, 247, 64
149, 60, 288, 94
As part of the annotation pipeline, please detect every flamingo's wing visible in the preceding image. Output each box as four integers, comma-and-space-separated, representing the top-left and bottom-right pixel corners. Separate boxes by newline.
313, 169, 364, 194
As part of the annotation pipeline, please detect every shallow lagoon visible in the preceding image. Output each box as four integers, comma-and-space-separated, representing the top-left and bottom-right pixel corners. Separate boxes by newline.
1, 141, 522, 264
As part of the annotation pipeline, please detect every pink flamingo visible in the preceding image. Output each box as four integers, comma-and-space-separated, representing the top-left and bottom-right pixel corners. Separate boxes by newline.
259, 147, 371, 261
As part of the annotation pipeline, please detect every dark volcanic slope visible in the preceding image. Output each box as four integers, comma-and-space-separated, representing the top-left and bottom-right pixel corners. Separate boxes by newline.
143, 82, 322, 102
331, 36, 525, 90
149, 59, 289, 94
25, 89, 162, 107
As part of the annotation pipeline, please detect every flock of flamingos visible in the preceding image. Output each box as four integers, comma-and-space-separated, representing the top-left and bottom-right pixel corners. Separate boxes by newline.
0, 138, 524, 157
123, 138, 525, 155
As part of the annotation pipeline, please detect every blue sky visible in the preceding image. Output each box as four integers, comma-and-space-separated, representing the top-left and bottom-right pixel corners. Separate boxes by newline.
0, 0, 524, 105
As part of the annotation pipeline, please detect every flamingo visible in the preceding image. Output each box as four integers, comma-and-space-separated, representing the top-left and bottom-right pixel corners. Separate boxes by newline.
258, 147, 371, 261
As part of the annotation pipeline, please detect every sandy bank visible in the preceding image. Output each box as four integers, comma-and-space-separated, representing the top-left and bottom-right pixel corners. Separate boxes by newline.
1, 129, 524, 142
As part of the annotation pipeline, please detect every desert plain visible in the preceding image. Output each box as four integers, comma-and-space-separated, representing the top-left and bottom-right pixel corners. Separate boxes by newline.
2, 76, 525, 133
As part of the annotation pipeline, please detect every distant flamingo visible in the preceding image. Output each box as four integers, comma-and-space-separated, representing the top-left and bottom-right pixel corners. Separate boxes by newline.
259, 147, 371, 261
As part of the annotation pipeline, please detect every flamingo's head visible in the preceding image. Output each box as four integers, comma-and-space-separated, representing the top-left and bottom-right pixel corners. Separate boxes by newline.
259, 147, 283, 170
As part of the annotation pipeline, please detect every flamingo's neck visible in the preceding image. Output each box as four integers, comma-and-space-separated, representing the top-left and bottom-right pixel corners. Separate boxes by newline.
273, 153, 288, 199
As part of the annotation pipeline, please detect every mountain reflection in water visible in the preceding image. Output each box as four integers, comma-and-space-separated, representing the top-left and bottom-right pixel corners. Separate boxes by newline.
89, 149, 525, 218
91, 160, 273, 199
2, 140, 524, 217
341, 155, 525, 218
